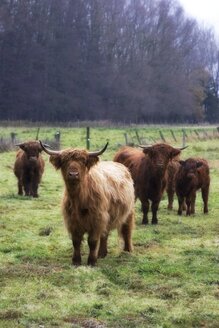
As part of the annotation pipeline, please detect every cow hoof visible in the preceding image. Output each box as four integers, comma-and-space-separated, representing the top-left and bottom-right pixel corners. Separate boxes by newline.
151, 221, 158, 225
98, 251, 107, 258
141, 220, 148, 225
72, 256, 81, 266
87, 258, 97, 266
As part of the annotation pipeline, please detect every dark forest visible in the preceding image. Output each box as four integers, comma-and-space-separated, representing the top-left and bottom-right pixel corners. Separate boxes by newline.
0, 0, 219, 123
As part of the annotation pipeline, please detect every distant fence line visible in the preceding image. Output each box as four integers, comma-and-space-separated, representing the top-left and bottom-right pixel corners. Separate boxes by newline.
0, 127, 219, 153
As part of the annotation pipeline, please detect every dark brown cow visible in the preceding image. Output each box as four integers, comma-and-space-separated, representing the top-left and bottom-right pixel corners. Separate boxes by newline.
114, 143, 185, 225
14, 141, 45, 197
40, 141, 135, 266
175, 158, 210, 216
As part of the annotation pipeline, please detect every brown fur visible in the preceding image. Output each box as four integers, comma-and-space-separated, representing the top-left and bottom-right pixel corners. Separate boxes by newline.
166, 158, 181, 210
175, 158, 210, 216
114, 143, 181, 224
14, 141, 45, 197
46, 148, 135, 266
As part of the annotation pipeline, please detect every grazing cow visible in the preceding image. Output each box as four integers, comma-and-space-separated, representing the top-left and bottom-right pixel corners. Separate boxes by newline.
114, 143, 186, 225
175, 158, 210, 216
40, 141, 135, 266
14, 141, 45, 197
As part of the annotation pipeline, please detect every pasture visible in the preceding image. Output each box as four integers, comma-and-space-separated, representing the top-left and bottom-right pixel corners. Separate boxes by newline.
0, 125, 219, 328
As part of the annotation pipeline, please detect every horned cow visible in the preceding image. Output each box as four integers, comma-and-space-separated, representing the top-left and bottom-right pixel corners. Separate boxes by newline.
14, 141, 45, 197
175, 158, 210, 216
40, 141, 135, 266
114, 143, 186, 225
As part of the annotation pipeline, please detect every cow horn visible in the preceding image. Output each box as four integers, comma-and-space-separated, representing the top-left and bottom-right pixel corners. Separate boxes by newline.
88, 142, 109, 157
178, 145, 189, 150
15, 142, 25, 147
39, 140, 60, 155
138, 145, 152, 149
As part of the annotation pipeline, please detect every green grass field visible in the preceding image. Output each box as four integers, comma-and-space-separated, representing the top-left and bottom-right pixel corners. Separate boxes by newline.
0, 126, 219, 328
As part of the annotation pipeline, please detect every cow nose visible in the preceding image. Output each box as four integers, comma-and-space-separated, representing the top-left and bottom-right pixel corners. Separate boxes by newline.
29, 156, 37, 161
68, 171, 79, 179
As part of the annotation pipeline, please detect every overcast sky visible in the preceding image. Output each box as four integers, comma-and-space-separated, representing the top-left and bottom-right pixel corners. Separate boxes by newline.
179, 0, 219, 37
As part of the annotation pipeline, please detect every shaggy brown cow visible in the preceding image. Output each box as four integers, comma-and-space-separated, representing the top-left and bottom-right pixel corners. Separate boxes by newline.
175, 158, 210, 216
40, 141, 135, 266
114, 143, 186, 225
14, 141, 45, 197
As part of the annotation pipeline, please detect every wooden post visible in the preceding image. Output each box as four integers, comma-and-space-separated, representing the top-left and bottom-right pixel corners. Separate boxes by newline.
170, 130, 177, 142
182, 130, 186, 147
11, 132, 17, 144
54, 131, 61, 142
36, 127, 40, 140
135, 130, 141, 144
159, 131, 166, 143
86, 127, 90, 150
124, 133, 128, 145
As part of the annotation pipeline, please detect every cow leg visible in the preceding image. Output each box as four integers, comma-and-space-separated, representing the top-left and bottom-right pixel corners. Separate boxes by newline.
167, 188, 174, 210
121, 212, 134, 252
151, 200, 159, 224
201, 186, 209, 214
23, 178, 31, 196
190, 193, 196, 215
141, 200, 149, 225
87, 235, 99, 266
177, 195, 184, 215
72, 233, 83, 266
18, 180, 23, 195
98, 234, 108, 258
32, 182, 39, 198
186, 197, 191, 216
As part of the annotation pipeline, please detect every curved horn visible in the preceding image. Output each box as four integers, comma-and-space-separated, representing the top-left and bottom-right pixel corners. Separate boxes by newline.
178, 145, 189, 150
15, 142, 25, 147
39, 140, 60, 155
88, 142, 109, 157
138, 145, 152, 149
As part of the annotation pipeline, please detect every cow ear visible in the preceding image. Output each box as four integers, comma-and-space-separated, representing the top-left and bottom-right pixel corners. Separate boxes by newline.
179, 160, 185, 167
196, 161, 203, 168
86, 156, 99, 169
170, 148, 181, 158
50, 155, 62, 170
19, 144, 27, 151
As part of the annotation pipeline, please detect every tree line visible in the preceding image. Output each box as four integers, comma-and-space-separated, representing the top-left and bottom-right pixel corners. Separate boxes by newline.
0, 0, 219, 123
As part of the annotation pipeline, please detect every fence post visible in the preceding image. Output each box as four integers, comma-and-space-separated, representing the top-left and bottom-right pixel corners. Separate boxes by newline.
86, 127, 90, 150
159, 131, 166, 143
135, 130, 141, 144
182, 130, 186, 147
124, 133, 128, 145
170, 130, 177, 142
11, 132, 17, 144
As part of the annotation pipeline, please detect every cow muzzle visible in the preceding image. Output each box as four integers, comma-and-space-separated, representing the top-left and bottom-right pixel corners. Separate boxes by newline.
68, 171, 80, 181
29, 156, 38, 162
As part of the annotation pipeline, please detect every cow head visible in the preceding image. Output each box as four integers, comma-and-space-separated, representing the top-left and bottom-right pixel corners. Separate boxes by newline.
179, 159, 203, 180
140, 143, 187, 169
16, 141, 44, 162
39, 141, 108, 188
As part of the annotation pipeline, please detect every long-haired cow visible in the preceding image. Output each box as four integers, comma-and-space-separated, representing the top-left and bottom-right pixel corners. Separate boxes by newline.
40, 141, 135, 266
175, 158, 210, 216
114, 143, 186, 224
14, 141, 45, 197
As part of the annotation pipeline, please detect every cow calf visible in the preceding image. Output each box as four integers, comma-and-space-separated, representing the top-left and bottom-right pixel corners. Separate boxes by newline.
175, 158, 210, 216
14, 141, 45, 197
